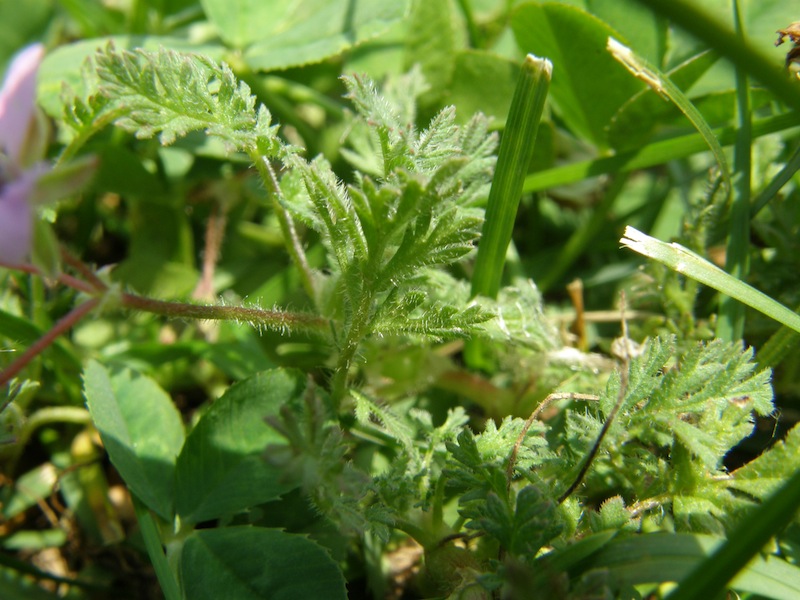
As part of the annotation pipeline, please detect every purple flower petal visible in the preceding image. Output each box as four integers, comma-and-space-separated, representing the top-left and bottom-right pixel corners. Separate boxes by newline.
0, 44, 45, 164
0, 169, 37, 263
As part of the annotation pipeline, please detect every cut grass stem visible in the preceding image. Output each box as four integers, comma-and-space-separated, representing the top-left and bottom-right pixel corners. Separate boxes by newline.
471, 53, 552, 300
466, 53, 551, 369
620, 227, 800, 335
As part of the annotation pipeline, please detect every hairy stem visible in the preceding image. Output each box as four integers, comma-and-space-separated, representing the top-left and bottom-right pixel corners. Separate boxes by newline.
56, 107, 129, 165
1, 258, 328, 335
192, 201, 227, 302
120, 292, 328, 334
330, 290, 374, 408
250, 152, 318, 305
60, 247, 109, 290
0, 260, 100, 294
0, 257, 328, 391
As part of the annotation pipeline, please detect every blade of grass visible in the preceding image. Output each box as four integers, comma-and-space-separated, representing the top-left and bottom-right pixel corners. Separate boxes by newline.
746, 142, 800, 368
605, 40, 735, 303
523, 112, 799, 192
620, 226, 800, 334
471, 53, 552, 299
607, 37, 731, 194
666, 466, 800, 600
630, 0, 800, 113
717, 0, 751, 341
757, 313, 800, 369
751, 142, 800, 217
466, 53, 551, 370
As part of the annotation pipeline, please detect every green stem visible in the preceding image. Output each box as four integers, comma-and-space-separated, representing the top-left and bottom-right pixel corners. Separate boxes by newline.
456, 0, 481, 49
0, 260, 327, 390
756, 303, 800, 369
750, 146, 800, 218
432, 475, 446, 531
330, 290, 374, 407
0, 298, 100, 388
261, 75, 345, 119
133, 497, 183, 600
750, 141, 800, 217
56, 108, 128, 166
538, 172, 630, 292
716, 0, 751, 341
234, 64, 318, 150
393, 517, 437, 549
249, 151, 318, 305
17, 406, 92, 448
523, 112, 799, 192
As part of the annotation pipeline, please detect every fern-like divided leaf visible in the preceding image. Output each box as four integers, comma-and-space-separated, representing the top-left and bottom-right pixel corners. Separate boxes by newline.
342, 70, 496, 184
369, 288, 492, 341
264, 392, 375, 536
562, 335, 774, 519
464, 486, 563, 560
444, 421, 562, 559
353, 389, 415, 454
445, 417, 552, 501
93, 44, 279, 155
59, 58, 112, 143
616, 336, 773, 469
477, 279, 559, 350
287, 156, 489, 294
284, 71, 498, 345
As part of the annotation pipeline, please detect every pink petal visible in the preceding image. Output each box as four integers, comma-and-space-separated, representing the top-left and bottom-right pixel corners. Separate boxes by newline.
0, 170, 36, 263
0, 44, 45, 165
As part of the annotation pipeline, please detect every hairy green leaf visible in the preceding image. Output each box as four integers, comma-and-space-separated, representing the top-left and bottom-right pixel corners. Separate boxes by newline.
353, 389, 414, 453
94, 44, 279, 154
281, 71, 499, 370
464, 485, 562, 559
729, 422, 800, 500
558, 335, 773, 533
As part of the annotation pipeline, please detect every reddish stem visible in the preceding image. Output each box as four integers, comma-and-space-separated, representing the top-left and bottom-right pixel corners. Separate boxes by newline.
192, 203, 226, 302
0, 260, 98, 295
0, 254, 328, 390
0, 298, 100, 387
120, 292, 328, 332
60, 248, 108, 291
